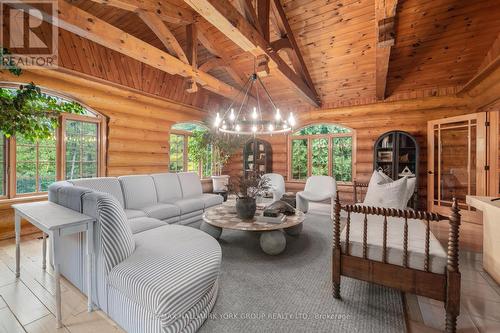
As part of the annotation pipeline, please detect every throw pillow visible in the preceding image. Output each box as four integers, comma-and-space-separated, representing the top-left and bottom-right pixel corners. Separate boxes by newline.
363, 176, 408, 209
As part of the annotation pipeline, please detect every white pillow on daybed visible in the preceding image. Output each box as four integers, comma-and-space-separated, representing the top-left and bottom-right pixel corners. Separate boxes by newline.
362, 171, 409, 209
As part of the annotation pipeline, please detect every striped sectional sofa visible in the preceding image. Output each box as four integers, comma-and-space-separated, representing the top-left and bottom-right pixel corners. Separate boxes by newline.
48, 172, 223, 332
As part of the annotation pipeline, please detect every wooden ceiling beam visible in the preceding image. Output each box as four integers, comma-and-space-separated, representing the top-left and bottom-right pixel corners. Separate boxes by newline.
21, 0, 246, 101
257, 0, 270, 42
137, 10, 189, 64
185, 23, 199, 92
375, 0, 399, 100
182, 0, 321, 107
87, 0, 195, 24
199, 57, 247, 88
270, 0, 315, 91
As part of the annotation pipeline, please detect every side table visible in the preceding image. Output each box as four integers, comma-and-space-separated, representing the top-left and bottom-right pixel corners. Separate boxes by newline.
12, 201, 95, 329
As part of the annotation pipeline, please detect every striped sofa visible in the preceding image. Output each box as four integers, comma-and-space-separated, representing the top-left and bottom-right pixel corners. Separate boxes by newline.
48, 172, 223, 332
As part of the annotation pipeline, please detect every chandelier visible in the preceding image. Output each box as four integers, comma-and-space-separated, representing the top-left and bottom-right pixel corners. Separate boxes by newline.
213, 70, 295, 135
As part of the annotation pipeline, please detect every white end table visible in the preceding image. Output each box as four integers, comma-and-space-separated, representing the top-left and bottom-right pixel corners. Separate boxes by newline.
12, 201, 96, 328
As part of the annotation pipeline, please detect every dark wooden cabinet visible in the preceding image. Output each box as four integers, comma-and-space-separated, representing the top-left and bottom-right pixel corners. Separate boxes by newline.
374, 131, 419, 207
243, 139, 272, 178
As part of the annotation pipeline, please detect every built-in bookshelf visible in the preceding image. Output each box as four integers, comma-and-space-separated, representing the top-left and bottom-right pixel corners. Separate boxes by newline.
374, 131, 419, 207
243, 139, 272, 178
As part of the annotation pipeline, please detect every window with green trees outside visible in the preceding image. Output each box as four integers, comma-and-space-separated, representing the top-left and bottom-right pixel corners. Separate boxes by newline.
290, 124, 354, 182
170, 123, 212, 177
16, 134, 57, 194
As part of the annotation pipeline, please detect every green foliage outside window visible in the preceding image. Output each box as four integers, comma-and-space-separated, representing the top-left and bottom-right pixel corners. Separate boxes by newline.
291, 139, 308, 180
169, 134, 184, 172
333, 137, 352, 182
65, 120, 98, 180
16, 134, 57, 194
312, 138, 329, 176
291, 124, 353, 182
0, 136, 4, 196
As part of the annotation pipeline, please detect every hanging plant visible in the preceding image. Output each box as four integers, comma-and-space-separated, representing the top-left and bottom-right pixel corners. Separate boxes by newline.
0, 83, 86, 141
0, 47, 85, 141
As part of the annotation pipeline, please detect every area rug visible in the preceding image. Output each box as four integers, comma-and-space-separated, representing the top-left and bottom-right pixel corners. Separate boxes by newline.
194, 206, 406, 333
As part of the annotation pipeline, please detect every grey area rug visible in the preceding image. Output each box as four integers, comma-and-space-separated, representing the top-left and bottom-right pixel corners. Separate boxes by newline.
194, 208, 406, 333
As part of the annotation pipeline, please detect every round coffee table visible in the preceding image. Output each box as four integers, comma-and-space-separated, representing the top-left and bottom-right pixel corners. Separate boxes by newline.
201, 203, 305, 255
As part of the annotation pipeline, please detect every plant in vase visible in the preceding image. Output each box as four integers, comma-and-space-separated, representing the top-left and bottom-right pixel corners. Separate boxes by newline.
188, 125, 244, 191
229, 172, 271, 219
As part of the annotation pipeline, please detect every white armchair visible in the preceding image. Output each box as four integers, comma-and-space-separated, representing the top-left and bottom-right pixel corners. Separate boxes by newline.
296, 176, 337, 214
263, 173, 286, 203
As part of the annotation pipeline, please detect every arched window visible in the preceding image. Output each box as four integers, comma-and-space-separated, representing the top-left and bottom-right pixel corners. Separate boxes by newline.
0, 86, 106, 199
289, 124, 354, 182
170, 122, 212, 178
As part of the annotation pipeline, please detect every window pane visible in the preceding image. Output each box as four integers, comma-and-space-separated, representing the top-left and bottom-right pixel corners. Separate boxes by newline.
16, 162, 37, 194
202, 145, 212, 178
292, 139, 308, 180
169, 134, 184, 172
187, 136, 198, 173
38, 162, 56, 192
0, 135, 5, 196
311, 138, 329, 176
294, 124, 351, 135
65, 120, 98, 180
332, 137, 352, 182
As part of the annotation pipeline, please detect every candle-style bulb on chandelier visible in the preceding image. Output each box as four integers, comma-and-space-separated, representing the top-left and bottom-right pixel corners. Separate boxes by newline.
213, 58, 296, 135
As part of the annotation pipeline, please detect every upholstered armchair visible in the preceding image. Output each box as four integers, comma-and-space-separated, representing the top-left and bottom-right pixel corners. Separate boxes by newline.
263, 173, 286, 203
296, 176, 337, 214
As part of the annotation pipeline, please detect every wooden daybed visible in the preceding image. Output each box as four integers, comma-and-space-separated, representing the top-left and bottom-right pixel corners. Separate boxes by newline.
332, 192, 461, 333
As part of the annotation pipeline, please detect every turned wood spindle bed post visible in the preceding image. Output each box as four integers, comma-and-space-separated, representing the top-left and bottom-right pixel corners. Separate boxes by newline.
445, 198, 461, 333
332, 190, 341, 299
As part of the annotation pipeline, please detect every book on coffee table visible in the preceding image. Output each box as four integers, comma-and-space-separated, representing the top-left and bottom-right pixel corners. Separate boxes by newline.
255, 213, 286, 224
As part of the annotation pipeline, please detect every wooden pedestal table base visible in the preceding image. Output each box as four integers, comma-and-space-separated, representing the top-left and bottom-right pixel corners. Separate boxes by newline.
202, 204, 305, 255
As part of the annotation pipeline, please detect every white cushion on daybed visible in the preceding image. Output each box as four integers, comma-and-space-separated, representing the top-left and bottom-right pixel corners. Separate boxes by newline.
363, 171, 408, 209
340, 213, 447, 274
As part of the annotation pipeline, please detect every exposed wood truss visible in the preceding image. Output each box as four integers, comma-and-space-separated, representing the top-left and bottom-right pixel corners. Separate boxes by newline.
375, 0, 399, 100
183, 0, 321, 107
136, 10, 189, 64
87, 0, 194, 24
20, 0, 246, 101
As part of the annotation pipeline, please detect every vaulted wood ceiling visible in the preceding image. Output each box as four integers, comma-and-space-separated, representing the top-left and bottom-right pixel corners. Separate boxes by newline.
12, 0, 500, 112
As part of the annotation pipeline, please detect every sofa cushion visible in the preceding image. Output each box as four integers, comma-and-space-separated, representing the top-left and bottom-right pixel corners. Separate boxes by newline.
177, 172, 203, 198
124, 209, 147, 220
174, 197, 205, 214
128, 217, 166, 234
341, 213, 447, 274
142, 203, 180, 220
201, 193, 223, 209
92, 193, 135, 274
108, 225, 221, 325
118, 175, 158, 210
70, 177, 125, 208
48, 181, 73, 204
151, 173, 183, 203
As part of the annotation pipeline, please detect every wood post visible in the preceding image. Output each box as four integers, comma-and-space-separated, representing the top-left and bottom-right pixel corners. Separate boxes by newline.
445, 198, 461, 333
332, 190, 341, 299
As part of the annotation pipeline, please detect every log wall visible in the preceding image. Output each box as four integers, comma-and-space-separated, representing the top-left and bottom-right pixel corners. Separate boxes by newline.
224, 96, 474, 209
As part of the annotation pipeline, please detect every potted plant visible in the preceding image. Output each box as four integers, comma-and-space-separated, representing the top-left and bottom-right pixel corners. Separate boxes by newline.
188, 126, 244, 192
230, 172, 271, 219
